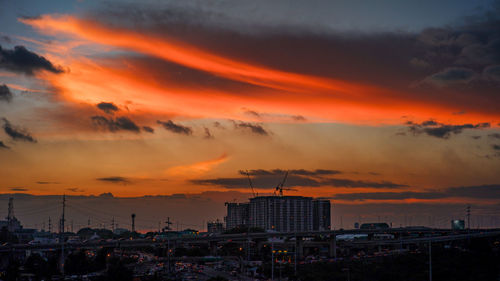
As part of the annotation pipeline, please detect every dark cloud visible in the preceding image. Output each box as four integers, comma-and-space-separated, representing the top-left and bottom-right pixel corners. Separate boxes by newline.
240, 169, 341, 176
192, 175, 406, 189
484, 65, 500, 82
333, 191, 447, 201
244, 110, 261, 118
142, 126, 155, 133
204, 127, 213, 139
96, 102, 119, 114
0, 45, 63, 75
426, 67, 476, 85
0, 140, 9, 149
0, 84, 13, 102
156, 120, 192, 135
324, 178, 407, 189
291, 115, 306, 121
193, 169, 405, 189
446, 184, 500, 199
1, 118, 37, 143
96, 177, 130, 184
36, 181, 60, 184
406, 120, 490, 139
1, 36, 12, 43
333, 184, 500, 201
471, 135, 481, 139
91, 115, 141, 133
191, 174, 320, 189
213, 121, 224, 129
99, 192, 114, 197
235, 121, 269, 135
80, 3, 500, 118
493, 144, 500, 150
10, 187, 28, 192
488, 133, 500, 139
66, 187, 85, 192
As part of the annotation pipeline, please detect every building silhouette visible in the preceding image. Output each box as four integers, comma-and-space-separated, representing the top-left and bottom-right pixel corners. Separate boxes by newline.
224, 202, 249, 230
226, 196, 331, 232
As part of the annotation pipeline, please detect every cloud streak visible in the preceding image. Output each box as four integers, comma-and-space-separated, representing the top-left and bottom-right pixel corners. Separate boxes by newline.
192, 168, 406, 190
2, 118, 37, 143
96, 176, 130, 184
21, 13, 500, 124
0, 141, 9, 149
333, 184, 500, 201
91, 115, 140, 133
157, 120, 192, 135
405, 120, 490, 139
0, 84, 13, 102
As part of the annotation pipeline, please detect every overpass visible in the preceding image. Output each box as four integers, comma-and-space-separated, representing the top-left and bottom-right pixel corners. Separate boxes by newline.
1, 228, 498, 253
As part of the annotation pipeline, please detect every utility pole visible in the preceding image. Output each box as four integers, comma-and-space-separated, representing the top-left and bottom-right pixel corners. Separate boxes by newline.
271, 240, 275, 281
7, 198, 14, 231
88, 217, 91, 228
60, 194, 66, 277
71, 220, 73, 233
294, 228, 297, 276
429, 241, 432, 281
48, 217, 52, 233
466, 205, 471, 230
131, 213, 136, 232
61, 195, 66, 234
163, 217, 173, 273
111, 217, 115, 232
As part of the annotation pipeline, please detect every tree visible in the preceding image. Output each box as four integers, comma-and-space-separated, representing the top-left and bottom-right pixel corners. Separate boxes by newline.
24, 253, 49, 280
106, 257, 133, 281
65, 250, 91, 275
207, 276, 229, 281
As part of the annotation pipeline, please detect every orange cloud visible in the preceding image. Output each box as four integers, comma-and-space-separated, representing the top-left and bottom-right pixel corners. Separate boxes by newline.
20, 14, 500, 125
166, 153, 229, 177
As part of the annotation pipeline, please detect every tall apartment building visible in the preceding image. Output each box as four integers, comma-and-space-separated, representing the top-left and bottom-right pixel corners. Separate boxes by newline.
249, 196, 314, 232
313, 199, 331, 230
224, 202, 250, 230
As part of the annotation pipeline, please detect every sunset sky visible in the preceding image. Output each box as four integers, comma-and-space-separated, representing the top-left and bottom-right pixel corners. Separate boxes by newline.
0, 0, 499, 231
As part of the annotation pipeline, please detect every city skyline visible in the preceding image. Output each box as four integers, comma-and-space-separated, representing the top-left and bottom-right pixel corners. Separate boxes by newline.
1, 0, 500, 230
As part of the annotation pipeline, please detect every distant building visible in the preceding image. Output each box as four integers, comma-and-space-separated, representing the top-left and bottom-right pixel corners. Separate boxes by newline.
451, 219, 465, 230
0, 198, 22, 232
227, 195, 331, 233
249, 196, 313, 232
224, 202, 250, 230
207, 219, 224, 234
313, 199, 331, 230
360, 223, 390, 230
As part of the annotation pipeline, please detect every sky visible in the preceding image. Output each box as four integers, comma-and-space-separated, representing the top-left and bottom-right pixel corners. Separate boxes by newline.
0, 0, 499, 231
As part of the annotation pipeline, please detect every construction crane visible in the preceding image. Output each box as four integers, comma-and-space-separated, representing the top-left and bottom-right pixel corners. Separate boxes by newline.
245, 170, 258, 198
274, 170, 295, 196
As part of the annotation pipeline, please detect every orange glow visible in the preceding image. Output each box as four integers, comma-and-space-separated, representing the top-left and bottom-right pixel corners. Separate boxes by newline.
21, 15, 499, 125
167, 153, 229, 176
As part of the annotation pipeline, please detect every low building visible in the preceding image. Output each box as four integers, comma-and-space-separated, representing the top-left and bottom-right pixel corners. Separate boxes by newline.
207, 220, 224, 234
